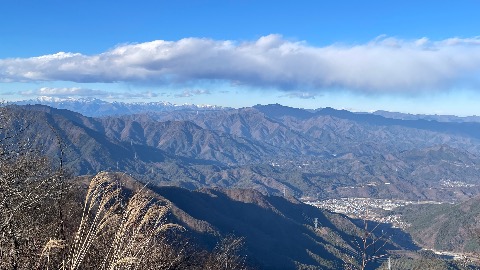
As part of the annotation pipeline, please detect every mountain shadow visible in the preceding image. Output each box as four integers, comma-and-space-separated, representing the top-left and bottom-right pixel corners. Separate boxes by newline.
149, 185, 420, 269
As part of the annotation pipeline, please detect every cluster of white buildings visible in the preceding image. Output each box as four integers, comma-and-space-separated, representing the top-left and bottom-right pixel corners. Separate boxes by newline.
303, 197, 442, 228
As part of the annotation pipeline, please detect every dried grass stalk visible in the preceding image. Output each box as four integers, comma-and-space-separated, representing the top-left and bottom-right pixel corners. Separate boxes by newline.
63, 172, 184, 270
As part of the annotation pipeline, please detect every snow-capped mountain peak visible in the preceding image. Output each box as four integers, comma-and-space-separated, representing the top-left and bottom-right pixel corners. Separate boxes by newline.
13, 98, 227, 117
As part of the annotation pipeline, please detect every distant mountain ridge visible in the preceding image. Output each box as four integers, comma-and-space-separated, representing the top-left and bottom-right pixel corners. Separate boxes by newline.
13, 97, 227, 117
13, 98, 480, 123
373, 110, 480, 123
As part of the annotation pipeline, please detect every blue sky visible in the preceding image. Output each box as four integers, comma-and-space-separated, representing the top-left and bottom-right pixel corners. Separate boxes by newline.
1, 0, 480, 115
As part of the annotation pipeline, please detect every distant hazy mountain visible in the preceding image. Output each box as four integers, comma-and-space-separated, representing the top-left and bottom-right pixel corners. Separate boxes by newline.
13, 96, 227, 117
14, 97, 480, 123
372, 110, 480, 123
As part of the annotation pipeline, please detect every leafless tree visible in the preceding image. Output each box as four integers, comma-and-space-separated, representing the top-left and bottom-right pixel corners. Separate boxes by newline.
204, 234, 249, 270
345, 214, 390, 270
0, 105, 68, 270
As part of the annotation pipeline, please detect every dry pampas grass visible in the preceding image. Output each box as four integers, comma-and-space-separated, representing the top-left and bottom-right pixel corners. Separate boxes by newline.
58, 172, 184, 270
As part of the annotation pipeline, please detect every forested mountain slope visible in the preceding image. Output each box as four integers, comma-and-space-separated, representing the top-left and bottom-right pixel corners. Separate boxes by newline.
396, 195, 480, 253
6, 104, 480, 201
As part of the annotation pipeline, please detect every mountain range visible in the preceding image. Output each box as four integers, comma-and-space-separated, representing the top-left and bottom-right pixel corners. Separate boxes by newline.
13, 97, 225, 117
5, 102, 480, 202
14, 96, 480, 123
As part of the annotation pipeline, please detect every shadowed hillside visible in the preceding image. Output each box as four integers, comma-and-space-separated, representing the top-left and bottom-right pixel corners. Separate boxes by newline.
148, 184, 416, 269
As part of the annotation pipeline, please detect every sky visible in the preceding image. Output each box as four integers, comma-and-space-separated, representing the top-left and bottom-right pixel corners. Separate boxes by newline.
1, 0, 480, 115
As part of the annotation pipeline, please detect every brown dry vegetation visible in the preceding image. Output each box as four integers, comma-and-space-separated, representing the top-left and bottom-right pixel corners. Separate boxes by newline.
1, 168, 249, 270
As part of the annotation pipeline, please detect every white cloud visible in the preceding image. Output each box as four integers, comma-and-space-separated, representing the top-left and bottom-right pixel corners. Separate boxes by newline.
280, 92, 317, 99
21, 87, 110, 97
3, 35, 480, 94
20, 87, 159, 99
175, 89, 211, 98
121, 91, 159, 99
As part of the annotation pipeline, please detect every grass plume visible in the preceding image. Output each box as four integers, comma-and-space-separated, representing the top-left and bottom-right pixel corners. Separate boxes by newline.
63, 172, 183, 270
